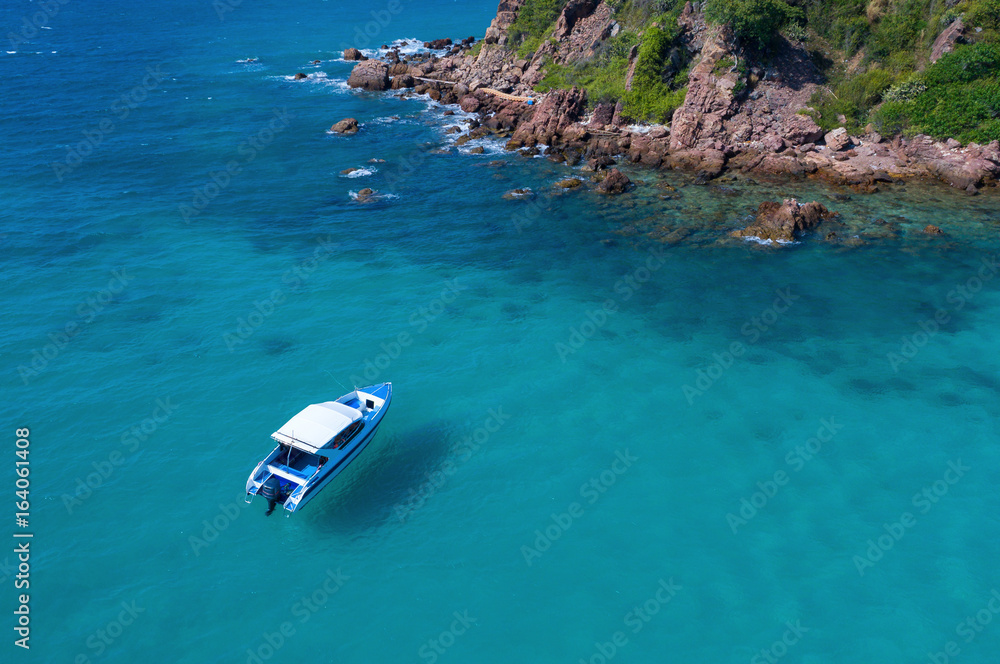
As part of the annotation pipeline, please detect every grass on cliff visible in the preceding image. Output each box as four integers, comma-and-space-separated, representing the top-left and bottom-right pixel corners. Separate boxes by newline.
509, 0, 569, 57
872, 42, 1000, 143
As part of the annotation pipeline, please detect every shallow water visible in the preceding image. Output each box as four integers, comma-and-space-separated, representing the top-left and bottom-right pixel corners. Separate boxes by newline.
3, 1, 1000, 662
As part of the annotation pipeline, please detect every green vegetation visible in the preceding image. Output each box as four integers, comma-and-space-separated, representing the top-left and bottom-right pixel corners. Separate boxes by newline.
509, 0, 569, 57
623, 23, 688, 121
510, 0, 1000, 141
705, 0, 803, 50
872, 42, 1000, 143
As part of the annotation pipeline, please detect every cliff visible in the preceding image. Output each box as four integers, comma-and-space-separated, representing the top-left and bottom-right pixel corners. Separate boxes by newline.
345, 0, 1000, 192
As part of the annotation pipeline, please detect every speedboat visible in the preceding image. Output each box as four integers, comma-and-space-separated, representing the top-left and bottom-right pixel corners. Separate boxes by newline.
245, 383, 392, 515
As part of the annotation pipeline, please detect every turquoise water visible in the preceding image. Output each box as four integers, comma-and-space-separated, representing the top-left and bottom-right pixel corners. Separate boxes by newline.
3, 1, 1000, 662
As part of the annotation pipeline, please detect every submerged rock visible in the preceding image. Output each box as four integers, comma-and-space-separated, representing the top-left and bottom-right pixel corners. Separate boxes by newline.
597, 168, 632, 194
555, 178, 583, 189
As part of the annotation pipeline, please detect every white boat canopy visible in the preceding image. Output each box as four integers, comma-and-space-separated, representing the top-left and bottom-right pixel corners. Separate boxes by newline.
271, 402, 362, 452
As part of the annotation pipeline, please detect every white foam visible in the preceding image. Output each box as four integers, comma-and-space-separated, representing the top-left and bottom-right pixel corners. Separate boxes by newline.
341, 167, 375, 178
277, 72, 350, 91
742, 236, 799, 246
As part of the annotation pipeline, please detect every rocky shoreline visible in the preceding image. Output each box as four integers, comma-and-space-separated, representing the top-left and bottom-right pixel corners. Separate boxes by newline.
336, 1, 999, 215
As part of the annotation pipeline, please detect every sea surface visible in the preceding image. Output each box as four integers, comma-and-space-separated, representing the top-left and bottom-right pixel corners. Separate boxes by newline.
2, 1, 1000, 662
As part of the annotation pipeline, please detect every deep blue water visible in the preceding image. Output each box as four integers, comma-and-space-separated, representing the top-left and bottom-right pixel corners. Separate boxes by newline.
3, 1, 1000, 662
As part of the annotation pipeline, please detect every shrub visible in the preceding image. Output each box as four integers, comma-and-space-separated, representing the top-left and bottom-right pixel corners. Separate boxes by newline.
967, 0, 1000, 30
705, 0, 804, 50
882, 77, 927, 102
838, 68, 896, 107
508, 0, 568, 46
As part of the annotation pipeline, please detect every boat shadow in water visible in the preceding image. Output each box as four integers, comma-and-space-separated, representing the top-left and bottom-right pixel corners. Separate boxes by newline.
303, 419, 458, 534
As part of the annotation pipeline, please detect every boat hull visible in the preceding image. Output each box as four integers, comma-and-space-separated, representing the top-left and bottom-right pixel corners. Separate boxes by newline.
245, 383, 392, 514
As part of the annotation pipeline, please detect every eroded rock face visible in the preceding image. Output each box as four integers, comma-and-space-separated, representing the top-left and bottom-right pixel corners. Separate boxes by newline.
931, 18, 966, 63
509, 87, 587, 147
732, 199, 833, 243
347, 60, 390, 91
484, 0, 526, 45
669, 27, 741, 150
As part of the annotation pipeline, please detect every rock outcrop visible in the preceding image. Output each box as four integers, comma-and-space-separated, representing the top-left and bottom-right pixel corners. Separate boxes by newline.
597, 168, 632, 194
347, 60, 390, 91
930, 19, 966, 63
330, 118, 359, 134
732, 199, 833, 243
343, 48, 365, 61
509, 87, 587, 147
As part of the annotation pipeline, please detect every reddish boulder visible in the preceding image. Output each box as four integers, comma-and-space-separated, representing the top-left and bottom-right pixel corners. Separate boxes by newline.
597, 168, 632, 194
732, 199, 833, 243
347, 60, 390, 91
459, 95, 482, 113
782, 114, 825, 146
330, 118, 359, 134
343, 48, 365, 61
390, 75, 416, 89
510, 87, 587, 147
931, 19, 966, 63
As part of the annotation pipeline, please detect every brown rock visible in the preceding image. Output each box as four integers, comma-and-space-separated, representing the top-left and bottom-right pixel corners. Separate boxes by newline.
510, 87, 587, 148
293, 72, 308, 80
923, 224, 944, 234
782, 114, 825, 146
330, 118, 359, 134
469, 146, 485, 154
732, 199, 833, 243
347, 60, 390, 91
589, 102, 615, 128
343, 48, 364, 61
459, 95, 482, 113
597, 168, 631, 194
390, 74, 416, 89
930, 19, 966, 63
824, 128, 851, 152
555, 178, 584, 189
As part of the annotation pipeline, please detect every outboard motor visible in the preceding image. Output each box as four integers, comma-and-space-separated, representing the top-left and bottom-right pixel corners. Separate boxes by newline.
261, 475, 283, 516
